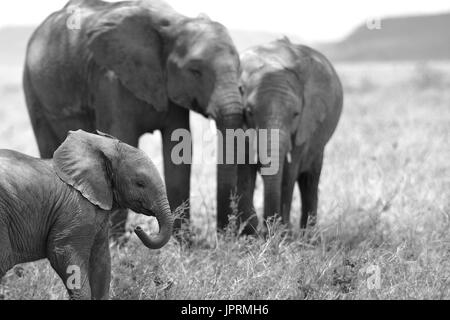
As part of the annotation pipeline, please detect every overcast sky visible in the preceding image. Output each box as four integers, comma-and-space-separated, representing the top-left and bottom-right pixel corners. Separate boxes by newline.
1, 0, 449, 42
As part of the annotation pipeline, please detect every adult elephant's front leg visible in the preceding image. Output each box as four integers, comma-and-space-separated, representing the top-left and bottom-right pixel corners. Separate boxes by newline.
162, 106, 191, 235
236, 141, 259, 235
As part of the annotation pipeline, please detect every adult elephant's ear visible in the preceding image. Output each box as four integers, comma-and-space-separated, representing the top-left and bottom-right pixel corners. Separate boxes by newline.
53, 130, 114, 211
87, 9, 168, 112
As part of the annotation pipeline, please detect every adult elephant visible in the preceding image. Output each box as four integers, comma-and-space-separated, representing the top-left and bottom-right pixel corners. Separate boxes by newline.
237, 38, 343, 233
23, 0, 244, 237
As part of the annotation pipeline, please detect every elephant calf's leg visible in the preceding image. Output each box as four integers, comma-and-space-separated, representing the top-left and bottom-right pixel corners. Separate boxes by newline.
0, 256, 12, 280
89, 233, 111, 300
298, 154, 323, 229
48, 247, 92, 300
0, 224, 14, 279
0, 243, 14, 281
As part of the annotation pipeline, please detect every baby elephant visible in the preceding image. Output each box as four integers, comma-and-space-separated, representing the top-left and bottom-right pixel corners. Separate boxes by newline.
237, 37, 343, 234
0, 130, 173, 299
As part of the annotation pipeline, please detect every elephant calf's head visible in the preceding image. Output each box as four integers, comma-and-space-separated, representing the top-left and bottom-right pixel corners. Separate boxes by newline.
52, 130, 174, 249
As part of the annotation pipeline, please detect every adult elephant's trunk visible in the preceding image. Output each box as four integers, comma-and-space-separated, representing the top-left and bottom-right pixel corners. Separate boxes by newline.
216, 101, 244, 230
261, 130, 289, 221
135, 197, 174, 249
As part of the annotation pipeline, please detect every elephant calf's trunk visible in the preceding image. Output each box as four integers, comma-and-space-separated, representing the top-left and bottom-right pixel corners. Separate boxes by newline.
135, 200, 174, 249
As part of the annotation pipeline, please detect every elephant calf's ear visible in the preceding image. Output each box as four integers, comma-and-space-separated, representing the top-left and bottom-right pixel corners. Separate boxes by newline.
53, 130, 114, 211
87, 10, 168, 112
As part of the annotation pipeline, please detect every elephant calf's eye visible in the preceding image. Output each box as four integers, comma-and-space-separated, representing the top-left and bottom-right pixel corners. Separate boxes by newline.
136, 181, 146, 188
189, 68, 202, 78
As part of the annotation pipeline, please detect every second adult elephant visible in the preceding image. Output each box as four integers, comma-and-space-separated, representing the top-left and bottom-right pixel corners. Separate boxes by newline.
237, 38, 343, 233
23, 0, 243, 237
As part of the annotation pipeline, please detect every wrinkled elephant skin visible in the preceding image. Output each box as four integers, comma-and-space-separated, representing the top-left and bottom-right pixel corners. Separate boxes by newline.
0, 130, 173, 299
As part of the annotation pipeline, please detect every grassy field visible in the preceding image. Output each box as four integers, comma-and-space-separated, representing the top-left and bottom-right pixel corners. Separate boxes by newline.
0, 61, 449, 300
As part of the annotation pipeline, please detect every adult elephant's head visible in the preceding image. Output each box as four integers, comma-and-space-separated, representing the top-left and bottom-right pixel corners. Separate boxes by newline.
53, 130, 174, 249
87, 1, 244, 228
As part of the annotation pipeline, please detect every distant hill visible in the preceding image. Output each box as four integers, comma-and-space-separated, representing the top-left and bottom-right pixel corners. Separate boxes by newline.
1, 12, 449, 67
319, 12, 450, 62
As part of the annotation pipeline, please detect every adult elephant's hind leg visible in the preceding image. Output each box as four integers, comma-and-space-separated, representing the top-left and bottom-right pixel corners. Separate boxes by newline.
298, 153, 323, 229
162, 106, 191, 236
25, 94, 62, 158
24, 68, 57, 158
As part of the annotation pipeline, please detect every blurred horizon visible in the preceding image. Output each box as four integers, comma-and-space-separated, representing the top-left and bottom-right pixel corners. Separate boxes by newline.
0, 0, 449, 43
1, 10, 449, 65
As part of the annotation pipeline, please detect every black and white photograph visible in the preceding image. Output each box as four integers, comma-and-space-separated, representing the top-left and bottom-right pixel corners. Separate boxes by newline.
0, 0, 449, 303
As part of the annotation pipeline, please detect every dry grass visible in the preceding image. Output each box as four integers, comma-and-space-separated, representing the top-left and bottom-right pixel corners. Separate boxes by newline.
0, 62, 449, 300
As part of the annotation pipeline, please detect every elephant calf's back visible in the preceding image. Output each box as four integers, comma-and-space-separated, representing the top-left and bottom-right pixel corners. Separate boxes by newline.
0, 150, 60, 202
